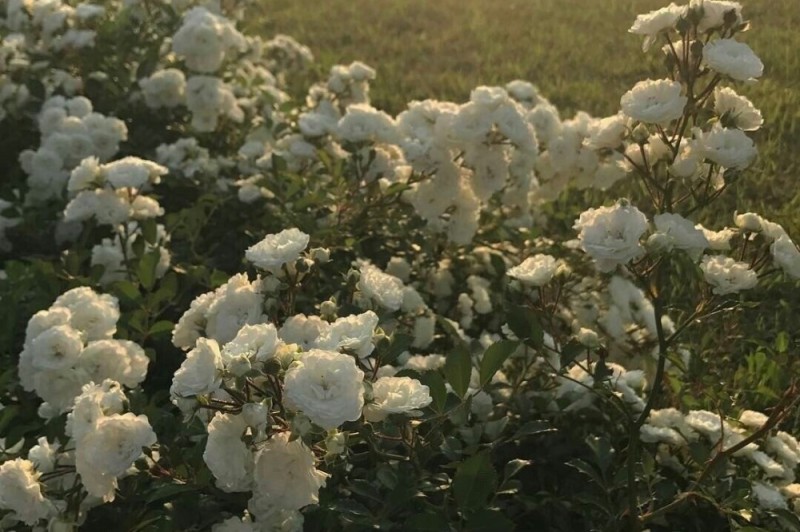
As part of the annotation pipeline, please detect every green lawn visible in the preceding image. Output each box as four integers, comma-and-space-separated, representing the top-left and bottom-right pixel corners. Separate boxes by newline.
254, 0, 800, 232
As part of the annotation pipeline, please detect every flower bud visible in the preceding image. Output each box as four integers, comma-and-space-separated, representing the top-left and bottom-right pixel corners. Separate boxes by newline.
325, 430, 347, 456
632, 123, 650, 144
310, 247, 330, 264
576, 327, 601, 348
320, 299, 338, 320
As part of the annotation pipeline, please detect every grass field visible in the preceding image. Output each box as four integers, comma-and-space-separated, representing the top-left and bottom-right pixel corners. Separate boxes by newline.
254, 0, 800, 233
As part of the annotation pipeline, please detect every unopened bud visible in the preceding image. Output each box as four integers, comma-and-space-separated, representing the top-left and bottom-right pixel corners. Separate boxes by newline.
632, 123, 650, 144
310, 247, 330, 264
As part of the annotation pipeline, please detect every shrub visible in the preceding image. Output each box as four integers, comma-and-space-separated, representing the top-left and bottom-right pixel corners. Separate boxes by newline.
1, 0, 799, 530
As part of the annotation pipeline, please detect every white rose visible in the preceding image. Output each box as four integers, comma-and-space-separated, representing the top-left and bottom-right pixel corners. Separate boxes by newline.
52, 286, 119, 341
358, 262, 405, 311
205, 274, 267, 346
284, 349, 365, 429
249, 432, 328, 517
650, 213, 709, 260
245, 228, 310, 273
316, 311, 379, 358
130, 195, 164, 219
695, 1, 744, 33
402, 354, 446, 372
170, 338, 223, 398
573, 201, 649, 272
620, 79, 686, 124
103, 157, 168, 190
695, 224, 737, 250
27, 324, 83, 371
67, 380, 128, 442
172, 8, 245, 74
751, 481, 788, 511
337, 104, 400, 145
212, 516, 257, 532
204, 413, 253, 492
628, 3, 685, 51
279, 314, 330, 351
771, 235, 800, 280
222, 323, 280, 364
412, 315, 436, 349
699, 255, 757, 295
586, 113, 628, 149
76, 339, 149, 388
139, 69, 186, 109
76, 413, 157, 502
363, 376, 432, 422
702, 39, 763, 82
27, 437, 58, 474
695, 126, 757, 169
23, 307, 71, 348
0, 459, 54, 525
506, 254, 558, 286
714, 87, 763, 131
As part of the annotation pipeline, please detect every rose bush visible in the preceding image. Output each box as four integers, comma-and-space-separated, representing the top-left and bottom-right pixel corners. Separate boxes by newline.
0, 0, 799, 530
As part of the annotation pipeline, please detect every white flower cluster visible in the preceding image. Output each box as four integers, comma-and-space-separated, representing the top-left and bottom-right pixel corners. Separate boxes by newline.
556, 361, 647, 411
4, 0, 104, 53
167, 252, 437, 527
19, 96, 127, 202
0, 458, 55, 525
64, 156, 167, 226
273, 71, 636, 244
0, 381, 156, 528
245, 228, 310, 273
603, 0, 765, 201
172, 7, 246, 74
68, 380, 157, 501
573, 200, 649, 272
18, 287, 149, 413
91, 222, 172, 285
507, 254, 559, 287
155, 137, 225, 181
641, 407, 800, 511
564, 275, 679, 362
173, 273, 268, 349
0, 34, 31, 121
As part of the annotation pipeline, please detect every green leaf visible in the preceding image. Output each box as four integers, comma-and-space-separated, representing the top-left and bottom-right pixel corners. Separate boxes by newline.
452, 451, 497, 514
144, 482, 197, 504
113, 280, 141, 302
465, 509, 515, 531
505, 305, 544, 348
479, 340, 518, 388
383, 333, 413, 365
406, 512, 450, 531
775, 331, 790, 353
513, 420, 556, 439
566, 458, 605, 488
444, 344, 473, 398
559, 339, 585, 368
419, 371, 447, 412
138, 250, 160, 291
148, 320, 174, 337
141, 218, 158, 245
503, 459, 531, 482
329, 499, 371, 517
